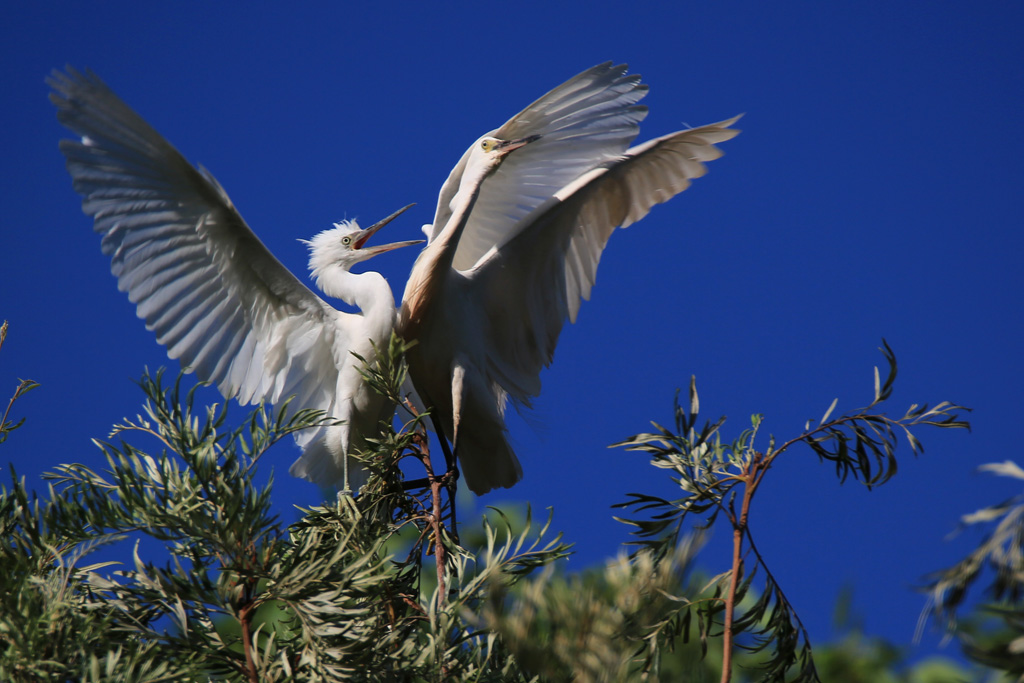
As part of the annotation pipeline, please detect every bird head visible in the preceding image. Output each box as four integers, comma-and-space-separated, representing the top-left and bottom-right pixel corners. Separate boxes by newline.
464, 134, 541, 183
304, 204, 423, 273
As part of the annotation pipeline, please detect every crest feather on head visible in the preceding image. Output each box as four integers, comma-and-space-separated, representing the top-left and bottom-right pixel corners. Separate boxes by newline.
302, 219, 362, 274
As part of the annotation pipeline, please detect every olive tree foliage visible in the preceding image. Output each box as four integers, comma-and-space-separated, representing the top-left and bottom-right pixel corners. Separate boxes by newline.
0, 328, 979, 682
609, 341, 970, 683
0, 334, 569, 682
0, 322, 38, 445
920, 460, 1024, 679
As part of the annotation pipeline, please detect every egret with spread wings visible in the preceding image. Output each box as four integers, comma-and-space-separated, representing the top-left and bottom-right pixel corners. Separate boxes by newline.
400, 63, 740, 494
50, 68, 422, 493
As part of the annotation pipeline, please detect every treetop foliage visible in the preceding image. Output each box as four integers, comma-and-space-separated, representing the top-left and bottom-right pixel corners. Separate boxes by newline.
2, 331, 1008, 682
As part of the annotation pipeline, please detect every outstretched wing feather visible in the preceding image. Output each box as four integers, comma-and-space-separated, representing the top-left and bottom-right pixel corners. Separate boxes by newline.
427, 63, 650, 271
474, 117, 741, 403
50, 67, 348, 416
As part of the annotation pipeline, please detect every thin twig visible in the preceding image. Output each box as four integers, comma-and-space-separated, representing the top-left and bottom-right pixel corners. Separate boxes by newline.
720, 456, 757, 683
412, 427, 448, 611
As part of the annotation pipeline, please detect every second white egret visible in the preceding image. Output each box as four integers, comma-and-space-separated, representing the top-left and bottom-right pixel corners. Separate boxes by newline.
400, 63, 740, 494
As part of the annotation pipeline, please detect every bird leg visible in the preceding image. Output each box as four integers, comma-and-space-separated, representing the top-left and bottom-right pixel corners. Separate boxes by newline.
402, 416, 459, 485
428, 412, 459, 483
338, 453, 354, 498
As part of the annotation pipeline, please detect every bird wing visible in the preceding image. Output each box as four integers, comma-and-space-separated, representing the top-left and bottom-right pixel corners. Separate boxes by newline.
471, 117, 741, 402
50, 67, 349, 418
427, 62, 650, 271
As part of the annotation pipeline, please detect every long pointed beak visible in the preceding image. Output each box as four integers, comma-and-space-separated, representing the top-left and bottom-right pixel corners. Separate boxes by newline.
353, 204, 424, 255
497, 134, 541, 152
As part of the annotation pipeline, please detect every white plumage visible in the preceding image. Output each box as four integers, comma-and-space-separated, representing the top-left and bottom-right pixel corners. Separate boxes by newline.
400, 62, 740, 494
51, 68, 421, 492
52, 62, 738, 498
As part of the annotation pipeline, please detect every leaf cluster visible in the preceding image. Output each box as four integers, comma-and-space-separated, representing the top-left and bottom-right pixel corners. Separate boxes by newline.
920, 460, 1024, 678
0, 330, 985, 682
478, 536, 708, 682
0, 321, 39, 445
0, 344, 575, 681
799, 341, 970, 488
611, 343, 970, 682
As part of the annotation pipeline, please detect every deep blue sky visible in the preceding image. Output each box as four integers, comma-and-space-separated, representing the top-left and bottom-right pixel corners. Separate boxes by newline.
3, 1, 1021, 668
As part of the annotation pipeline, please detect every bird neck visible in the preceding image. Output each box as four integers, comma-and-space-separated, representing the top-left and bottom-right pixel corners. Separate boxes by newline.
400, 158, 494, 335
401, 176, 482, 323
432, 164, 491, 272
315, 265, 395, 315
430, 152, 497, 272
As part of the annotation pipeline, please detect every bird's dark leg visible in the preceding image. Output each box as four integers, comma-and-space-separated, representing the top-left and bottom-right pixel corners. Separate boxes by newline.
428, 413, 458, 479
401, 415, 458, 490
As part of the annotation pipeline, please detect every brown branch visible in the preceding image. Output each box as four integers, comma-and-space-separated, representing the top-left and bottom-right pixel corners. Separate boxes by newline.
411, 428, 449, 608
231, 542, 261, 683
410, 424, 454, 679
720, 455, 759, 683
238, 601, 259, 683
1, 382, 28, 432
430, 476, 448, 608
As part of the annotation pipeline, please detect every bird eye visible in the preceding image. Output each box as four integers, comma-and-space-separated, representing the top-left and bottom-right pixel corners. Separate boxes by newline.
481, 139, 495, 152
341, 236, 352, 246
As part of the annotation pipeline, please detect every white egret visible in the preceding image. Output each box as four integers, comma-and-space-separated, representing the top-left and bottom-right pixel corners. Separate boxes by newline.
400, 62, 740, 494
50, 67, 423, 492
